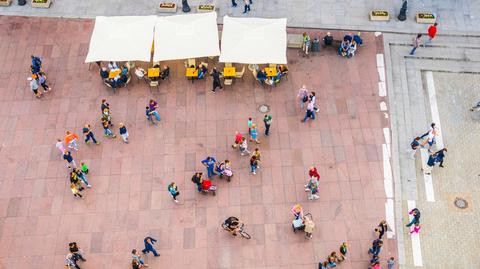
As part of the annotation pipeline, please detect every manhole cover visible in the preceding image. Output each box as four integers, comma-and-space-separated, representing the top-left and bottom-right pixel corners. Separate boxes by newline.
258, 104, 270, 113
454, 197, 468, 209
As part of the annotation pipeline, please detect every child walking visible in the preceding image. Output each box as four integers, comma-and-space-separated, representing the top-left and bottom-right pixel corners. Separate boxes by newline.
168, 182, 180, 203
119, 123, 129, 143
250, 155, 259, 175
55, 138, 66, 159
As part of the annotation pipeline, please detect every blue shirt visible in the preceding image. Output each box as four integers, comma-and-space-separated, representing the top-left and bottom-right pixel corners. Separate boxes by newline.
201, 157, 216, 169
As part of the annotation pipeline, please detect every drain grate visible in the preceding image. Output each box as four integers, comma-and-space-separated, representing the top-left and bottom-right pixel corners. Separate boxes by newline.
454, 197, 468, 209
258, 104, 270, 113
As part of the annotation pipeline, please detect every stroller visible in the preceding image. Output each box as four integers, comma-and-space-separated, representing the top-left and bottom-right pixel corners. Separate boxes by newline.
216, 162, 233, 182
201, 179, 217, 196
292, 213, 315, 239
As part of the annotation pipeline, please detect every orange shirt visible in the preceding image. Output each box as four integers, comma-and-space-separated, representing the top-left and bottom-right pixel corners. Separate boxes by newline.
65, 133, 78, 144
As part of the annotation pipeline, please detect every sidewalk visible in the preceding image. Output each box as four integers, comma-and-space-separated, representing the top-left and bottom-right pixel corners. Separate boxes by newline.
0, 0, 478, 35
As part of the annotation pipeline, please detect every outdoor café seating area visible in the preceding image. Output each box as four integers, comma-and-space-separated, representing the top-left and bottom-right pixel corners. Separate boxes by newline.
85, 13, 288, 92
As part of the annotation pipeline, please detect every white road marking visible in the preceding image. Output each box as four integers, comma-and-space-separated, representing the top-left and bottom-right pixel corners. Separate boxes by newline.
383, 144, 394, 198
425, 71, 445, 149
385, 199, 395, 238
376, 54, 385, 67
380, 101, 387, 111
379, 81, 387, 96
378, 67, 386, 82
407, 200, 423, 267
420, 149, 435, 202
383, 128, 391, 157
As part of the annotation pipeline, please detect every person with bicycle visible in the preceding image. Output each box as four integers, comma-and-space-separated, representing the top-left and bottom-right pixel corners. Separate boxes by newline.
224, 216, 242, 236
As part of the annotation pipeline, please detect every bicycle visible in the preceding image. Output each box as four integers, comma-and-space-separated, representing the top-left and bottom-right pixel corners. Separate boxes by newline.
221, 222, 251, 240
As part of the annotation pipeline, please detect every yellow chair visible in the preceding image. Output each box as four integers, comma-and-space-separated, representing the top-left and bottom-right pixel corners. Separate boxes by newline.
225, 62, 232, 67
235, 66, 245, 79
187, 58, 196, 67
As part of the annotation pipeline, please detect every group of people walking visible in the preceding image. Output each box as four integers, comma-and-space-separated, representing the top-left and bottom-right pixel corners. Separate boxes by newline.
408, 122, 447, 175
28, 55, 52, 98
297, 85, 318, 122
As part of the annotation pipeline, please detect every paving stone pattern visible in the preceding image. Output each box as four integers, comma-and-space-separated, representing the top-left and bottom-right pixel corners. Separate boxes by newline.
0, 17, 396, 269
0, 0, 479, 35
382, 31, 480, 268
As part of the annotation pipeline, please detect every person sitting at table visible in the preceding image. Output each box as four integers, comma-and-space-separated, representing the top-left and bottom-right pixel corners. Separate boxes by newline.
160, 65, 170, 80
353, 32, 363, 46
100, 67, 109, 80
108, 61, 119, 70
347, 41, 357, 58
278, 65, 288, 79
256, 69, 268, 83
153, 63, 160, 69
197, 64, 208, 79
343, 33, 353, 43
338, 40, 351, 57
323, 32, 333, 46
121, 65, 129, 76
119, 73, 128, 85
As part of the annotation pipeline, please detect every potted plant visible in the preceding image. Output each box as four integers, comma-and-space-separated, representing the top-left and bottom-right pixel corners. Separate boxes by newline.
31, 0, 51, 8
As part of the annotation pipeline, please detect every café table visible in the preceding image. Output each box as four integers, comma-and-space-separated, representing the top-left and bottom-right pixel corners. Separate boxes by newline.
223, 67, 236, 78
264, 67, 277, 77
186, 67, 198, 83
147, 68, 160, 78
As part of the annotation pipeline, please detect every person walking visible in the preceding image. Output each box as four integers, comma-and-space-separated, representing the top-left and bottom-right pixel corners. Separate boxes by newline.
63, 150, 76, 168
81, 162, 89, 175
145, 106, 156, 125
426, 23, 438, 44
232, 131, 243, 149
119, 123, 129, 143
252, 148, 261, 163
191, 172, 203, 192
263, 114, 272, 136
243, 0, 251, 13
82, 124, 100, 145
250, 124, 260, 144
339, 242, 348, 261
211, 67, 222, 93
69, 242, 86, 262
65, 130, 79, 151
425, 148, 447, 174
434, 148, 447, 167
250, 155, 259, 174
132, 249, 148, 267
70, 182, 83, 198
101, 99, 110, 113
56, 138, 66, 159
37, 72, 51, 93
301, 101, 315, 122
201, 156, 217, 178
406, 208, 421, 227
74, 168, 91, 188
410, 222, 421, 234
307, 178, 319, 200
410, 34, 422, 55
297, 85, 309, 109
231, 0, 237, 7
375, 220, 388, 239
142, 237, 159, 257
148, 99, 161, 122
102, 118, 116, 138
387, 257, 395, 269
408, 136, 421, 159
239, 137, 250, 156
368, 239, 383, 256
28, 76, 42, 98
247, 117, 253, 136
65, 253, 81, 269
168, 182, 180, 203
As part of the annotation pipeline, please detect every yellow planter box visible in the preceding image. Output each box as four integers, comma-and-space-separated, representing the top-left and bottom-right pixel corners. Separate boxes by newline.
0, 0, 12, 7
198, 4, 215, 13
370, 10, 390, 21
158, 2, 177, 13
416, 12, 436, 24
31, 0, 51, 8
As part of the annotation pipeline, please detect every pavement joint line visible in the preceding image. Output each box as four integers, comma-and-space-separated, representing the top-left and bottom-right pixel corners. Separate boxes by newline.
407, 200, 423, 267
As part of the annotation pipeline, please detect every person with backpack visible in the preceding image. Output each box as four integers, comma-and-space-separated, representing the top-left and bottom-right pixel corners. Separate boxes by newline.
191, 172, 203, 192
408, 136, 421, 159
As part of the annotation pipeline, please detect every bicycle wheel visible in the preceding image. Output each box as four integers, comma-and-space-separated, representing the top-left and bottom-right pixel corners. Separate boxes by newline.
239, 229, 251, 240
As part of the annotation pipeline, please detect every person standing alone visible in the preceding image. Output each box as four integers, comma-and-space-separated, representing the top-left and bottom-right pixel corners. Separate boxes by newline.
211, 67, 222, 93
410, 34, 422, 55
263, 114, 272, 136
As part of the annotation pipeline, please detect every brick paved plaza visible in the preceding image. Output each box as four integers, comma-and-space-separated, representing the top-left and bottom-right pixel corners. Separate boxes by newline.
0, 17, 396, 269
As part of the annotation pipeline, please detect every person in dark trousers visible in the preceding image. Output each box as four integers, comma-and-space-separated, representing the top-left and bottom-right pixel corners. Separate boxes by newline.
408, 136, 421, 159
243, 0, 251, 13
69, 242, 87, 262
83, 124, 100, 145
231, 0, 237, 7
142, 237, 159, 257
410, 34, 422, 55
191, 172, 203, 192
63, 150, 76, 168
101, 99, 110, 113
211, 67, 222, 93
375, 220, 388, 239
168, 182, 180, 203
406, 208, 421, 227
368, 239, 383, 256
263, 114, 272, 136
434, 148, 447, 167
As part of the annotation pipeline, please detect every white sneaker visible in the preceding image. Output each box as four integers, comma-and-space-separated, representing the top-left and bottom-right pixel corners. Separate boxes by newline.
174, 199, 179, 203
252, 171, 256, 175
305, 188, 310, 192
87, 185, 92, 188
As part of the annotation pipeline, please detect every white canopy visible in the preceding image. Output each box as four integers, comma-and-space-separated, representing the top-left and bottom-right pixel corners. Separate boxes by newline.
153, 12, 220, 61
219, 16, 287, 64
85, 16, 156, 63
